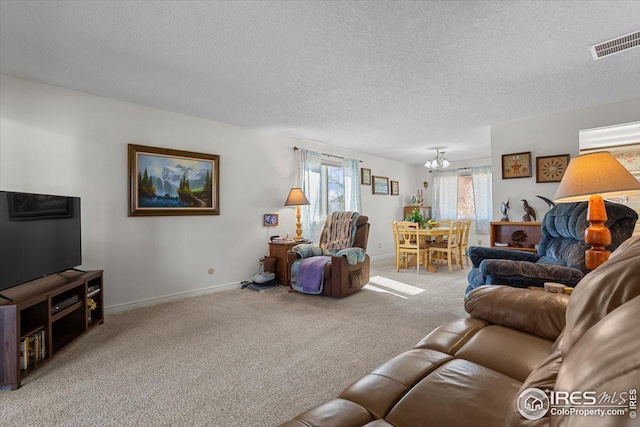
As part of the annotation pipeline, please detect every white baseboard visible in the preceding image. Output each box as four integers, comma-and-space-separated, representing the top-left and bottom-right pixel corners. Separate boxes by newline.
104, 281, 240, 314
370, 254, 394, 261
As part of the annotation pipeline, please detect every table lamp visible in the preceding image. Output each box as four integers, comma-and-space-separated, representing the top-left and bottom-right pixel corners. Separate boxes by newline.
553, 151, 640, 269
284, 187, 310, 241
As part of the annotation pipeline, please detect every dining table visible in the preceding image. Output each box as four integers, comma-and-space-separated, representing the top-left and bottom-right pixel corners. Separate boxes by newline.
401, 226, 451, 273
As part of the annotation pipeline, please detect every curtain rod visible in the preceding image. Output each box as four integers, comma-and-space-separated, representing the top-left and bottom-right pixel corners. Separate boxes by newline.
293, 146, 363, 163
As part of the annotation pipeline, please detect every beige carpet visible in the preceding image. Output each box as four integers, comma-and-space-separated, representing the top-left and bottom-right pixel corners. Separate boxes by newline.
0, 258, 470, 427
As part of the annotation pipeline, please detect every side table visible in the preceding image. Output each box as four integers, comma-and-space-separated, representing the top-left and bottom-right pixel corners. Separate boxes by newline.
268, 241, 299, 286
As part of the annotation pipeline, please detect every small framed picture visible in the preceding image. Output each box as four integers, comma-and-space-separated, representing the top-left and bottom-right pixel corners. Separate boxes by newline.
361, 168, 372, 185
536, 154, 570, 183
391, 180, 399, 195
372, 176, 389, 195
501, 151, 532, 179
263, 214, 278, 226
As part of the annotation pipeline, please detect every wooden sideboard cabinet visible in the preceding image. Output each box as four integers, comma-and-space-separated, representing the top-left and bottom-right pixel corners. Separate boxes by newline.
403, 206, 432, 220
490, 221, 542, 252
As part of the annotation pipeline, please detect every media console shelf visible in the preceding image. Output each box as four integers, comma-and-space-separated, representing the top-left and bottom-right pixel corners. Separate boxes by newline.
0, 270, 103, 390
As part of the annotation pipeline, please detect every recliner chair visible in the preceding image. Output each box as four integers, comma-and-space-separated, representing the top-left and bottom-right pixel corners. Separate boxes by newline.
466, 201, 637, 296
287, 213, 370, 297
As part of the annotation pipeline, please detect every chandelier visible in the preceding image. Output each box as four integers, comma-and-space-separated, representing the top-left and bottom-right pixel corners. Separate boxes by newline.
424, 148, 451, 170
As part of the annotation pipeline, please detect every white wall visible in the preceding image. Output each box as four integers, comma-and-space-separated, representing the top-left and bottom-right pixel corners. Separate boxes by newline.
0, 75, 416, 308
491, 98, 640, 223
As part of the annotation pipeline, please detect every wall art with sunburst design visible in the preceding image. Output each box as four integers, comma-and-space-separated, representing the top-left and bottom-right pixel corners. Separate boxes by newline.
536, 154, 570, 183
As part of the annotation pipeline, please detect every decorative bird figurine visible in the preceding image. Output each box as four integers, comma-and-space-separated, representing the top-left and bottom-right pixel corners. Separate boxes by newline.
522, 199, 537, 222
500, 198, 510, 222
536, 195, 555, 209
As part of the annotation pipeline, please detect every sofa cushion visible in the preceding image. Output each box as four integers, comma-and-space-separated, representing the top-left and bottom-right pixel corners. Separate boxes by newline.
465, 285, 569, 340
414, 318, 488, 354
455, 325, 553, 382
339, 349, 452, 419
279, 398, 373, 427
385, 359, 522, 427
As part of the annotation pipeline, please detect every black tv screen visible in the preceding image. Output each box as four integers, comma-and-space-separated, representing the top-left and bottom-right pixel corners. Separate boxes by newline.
0, 191, 81, 292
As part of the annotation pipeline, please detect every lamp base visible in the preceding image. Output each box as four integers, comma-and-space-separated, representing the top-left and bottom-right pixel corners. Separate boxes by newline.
584, 195, 611, 270
294, 206, 304, 241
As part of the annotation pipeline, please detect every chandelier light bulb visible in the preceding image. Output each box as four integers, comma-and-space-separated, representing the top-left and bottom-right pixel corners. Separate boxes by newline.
424, 148, 450, 170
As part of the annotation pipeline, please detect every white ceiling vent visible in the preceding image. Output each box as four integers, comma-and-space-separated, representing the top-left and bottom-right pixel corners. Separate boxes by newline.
590, 31, 640, 60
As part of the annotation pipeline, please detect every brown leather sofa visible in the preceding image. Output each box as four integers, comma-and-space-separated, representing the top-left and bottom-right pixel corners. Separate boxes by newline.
279, 235, 640, 427
287, 215, 370, 297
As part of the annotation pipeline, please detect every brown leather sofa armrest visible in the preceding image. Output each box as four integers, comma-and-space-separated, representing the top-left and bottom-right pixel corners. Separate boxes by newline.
464, 285, 569, 341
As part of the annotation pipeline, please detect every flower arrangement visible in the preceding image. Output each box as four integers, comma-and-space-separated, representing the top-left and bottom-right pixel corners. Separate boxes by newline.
405, 208, 427, 228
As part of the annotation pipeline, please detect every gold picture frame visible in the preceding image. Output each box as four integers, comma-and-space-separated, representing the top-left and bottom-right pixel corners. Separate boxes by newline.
536, 154, 570, 183
263, 214, 279, 226
128, 144, 220, 216
501, 151, 532, 179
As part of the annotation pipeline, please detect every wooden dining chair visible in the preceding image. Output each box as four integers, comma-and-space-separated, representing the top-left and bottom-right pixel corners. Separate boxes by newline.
394, 221, 429, 274
392, 221, 406, 271
428, 221, 461, 273
439, 219, 454, 228
458, 220, 472, 268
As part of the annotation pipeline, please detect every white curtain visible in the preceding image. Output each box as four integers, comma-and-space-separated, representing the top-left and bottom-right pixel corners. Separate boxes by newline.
298, 149, 323, 241
342, 157, 362, 213
432, 169, 458, 220
471, 165, 493, 234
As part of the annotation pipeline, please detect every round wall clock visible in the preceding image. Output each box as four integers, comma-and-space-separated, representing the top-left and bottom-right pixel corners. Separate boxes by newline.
536, 154, 570, 183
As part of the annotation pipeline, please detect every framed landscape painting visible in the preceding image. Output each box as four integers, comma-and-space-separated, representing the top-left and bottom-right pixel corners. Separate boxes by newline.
128, 144, 220, 216
372, 176, 389, 195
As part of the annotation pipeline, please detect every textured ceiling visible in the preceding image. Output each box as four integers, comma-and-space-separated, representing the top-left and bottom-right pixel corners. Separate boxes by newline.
1, 1, 639, 165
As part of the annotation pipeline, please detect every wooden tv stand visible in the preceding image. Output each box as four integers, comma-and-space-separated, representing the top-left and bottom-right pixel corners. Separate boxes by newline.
0, 270, 104, 390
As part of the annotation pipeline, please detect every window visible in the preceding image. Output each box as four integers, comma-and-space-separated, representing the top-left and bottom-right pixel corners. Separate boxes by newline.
322, 162, 345, 216
433, 165, 492, 234
298, 149, 361, 242
457, 173, 475, 220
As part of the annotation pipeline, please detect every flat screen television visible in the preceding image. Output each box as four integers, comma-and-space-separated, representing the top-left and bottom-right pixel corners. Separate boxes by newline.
0, 191, 82, 295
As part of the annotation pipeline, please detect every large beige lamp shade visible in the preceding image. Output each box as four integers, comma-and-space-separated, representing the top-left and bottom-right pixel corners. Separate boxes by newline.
554, 151, 640, 269
284, 187, 310, 241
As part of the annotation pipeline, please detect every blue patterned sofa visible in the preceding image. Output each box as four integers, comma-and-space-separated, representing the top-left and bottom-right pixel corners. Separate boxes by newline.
466, 201, 637, 296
